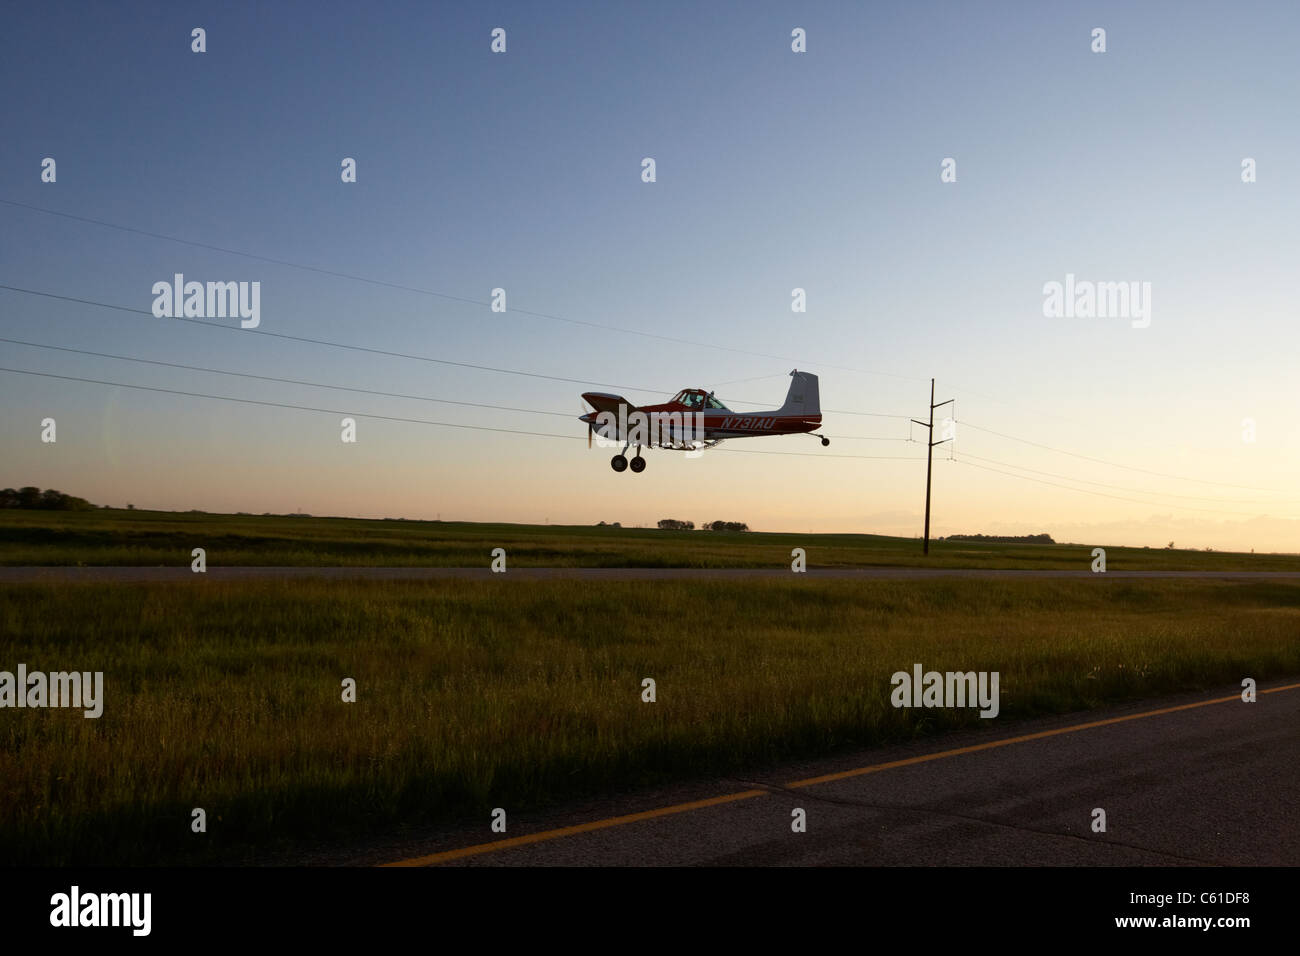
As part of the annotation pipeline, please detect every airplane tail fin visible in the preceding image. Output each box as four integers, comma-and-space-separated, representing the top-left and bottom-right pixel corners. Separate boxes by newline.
778, 369, 820, 419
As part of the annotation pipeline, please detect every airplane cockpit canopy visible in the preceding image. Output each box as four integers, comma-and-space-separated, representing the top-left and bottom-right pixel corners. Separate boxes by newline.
673, 389, 730, 411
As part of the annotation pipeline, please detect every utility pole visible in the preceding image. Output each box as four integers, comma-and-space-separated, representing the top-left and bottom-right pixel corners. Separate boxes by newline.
911, 378, 953, 555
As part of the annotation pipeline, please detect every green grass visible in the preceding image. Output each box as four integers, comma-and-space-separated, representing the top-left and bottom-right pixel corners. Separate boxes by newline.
2, 508, 1296, 570
2, 577, 1298, 864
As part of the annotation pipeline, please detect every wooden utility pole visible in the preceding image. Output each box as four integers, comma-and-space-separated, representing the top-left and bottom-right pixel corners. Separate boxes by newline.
911, 378, 953, 555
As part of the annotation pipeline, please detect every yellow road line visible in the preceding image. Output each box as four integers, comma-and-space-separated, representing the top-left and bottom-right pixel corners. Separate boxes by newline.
382, 789, 769, 866
788, 681, 1299, 788
381, 681, 1300, 867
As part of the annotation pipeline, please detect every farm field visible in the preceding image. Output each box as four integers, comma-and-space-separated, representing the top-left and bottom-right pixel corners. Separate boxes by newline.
2, 575, 1297, 864
2, 508, 1296, 571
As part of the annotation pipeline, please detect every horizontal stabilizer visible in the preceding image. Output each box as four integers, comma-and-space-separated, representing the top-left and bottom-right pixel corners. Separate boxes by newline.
580, 392, 631, 417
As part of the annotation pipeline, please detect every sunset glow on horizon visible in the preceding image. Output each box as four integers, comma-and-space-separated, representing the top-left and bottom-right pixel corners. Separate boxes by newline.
3, 1, 1297, 553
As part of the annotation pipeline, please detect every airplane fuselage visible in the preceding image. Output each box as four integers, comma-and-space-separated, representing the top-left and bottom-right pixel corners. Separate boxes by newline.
581, 397, 819, 442
578, 372, 826, 471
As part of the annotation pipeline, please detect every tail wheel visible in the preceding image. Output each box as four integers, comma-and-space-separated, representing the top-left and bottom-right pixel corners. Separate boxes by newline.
630, 456, 646, 473
611, 455, 628, 472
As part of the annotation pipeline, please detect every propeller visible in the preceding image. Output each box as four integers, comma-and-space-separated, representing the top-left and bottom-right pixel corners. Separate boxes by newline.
583, 400, 594, 448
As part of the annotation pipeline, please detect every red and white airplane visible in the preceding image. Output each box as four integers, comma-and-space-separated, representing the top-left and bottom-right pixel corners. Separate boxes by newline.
579, 369, 827, 472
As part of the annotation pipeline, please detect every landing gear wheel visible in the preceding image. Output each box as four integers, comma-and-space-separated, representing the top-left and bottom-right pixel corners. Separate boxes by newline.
820, 437, 830, 447
630, 456, 646, 473
611, 455, 628, 472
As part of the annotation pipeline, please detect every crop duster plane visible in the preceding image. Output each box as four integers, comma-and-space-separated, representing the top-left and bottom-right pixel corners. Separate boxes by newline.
578, 369, 827, 472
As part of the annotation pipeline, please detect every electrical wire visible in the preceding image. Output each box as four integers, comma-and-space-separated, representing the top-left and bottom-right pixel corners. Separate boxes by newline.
0, 283, 913, 417
0, 197, 929, 384
954, 458, 1299, 519
0, 366, 924, 460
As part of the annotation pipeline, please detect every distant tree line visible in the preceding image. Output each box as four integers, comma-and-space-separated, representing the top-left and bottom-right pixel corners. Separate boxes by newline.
0, 487, 97, 511
705, 520, 749, 532
653, 519, 750, 531
657, 519, 694, 530
943, 533, 1054, 544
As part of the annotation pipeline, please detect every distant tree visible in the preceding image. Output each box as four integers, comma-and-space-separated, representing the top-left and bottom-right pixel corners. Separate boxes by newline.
657, 518, 695, 531
707, 520, 750, 532
1, 486, 94, 510
1166, 541, 1174, 549
49, 490, 93, 511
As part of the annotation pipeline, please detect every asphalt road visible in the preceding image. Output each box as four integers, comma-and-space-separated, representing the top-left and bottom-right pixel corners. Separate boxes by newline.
4, 566, 1300, 583
346, 682, 1300, 867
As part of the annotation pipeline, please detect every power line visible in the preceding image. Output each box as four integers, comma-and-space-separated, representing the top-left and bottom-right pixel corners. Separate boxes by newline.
21, 195, 1227, 445
822, 435, 909, 441
0, 360, 1285, 507
0, 283, 913, 418
0, 366, 920, 460
0, 367, 581, 440
2, 201, 1282, 493
958, 451, 1300, 505
5, 362, 1282, 497
709, 372, 788, 387
956, 418, 1284, 493
0, 336, 574, 419
0, 284, 666, 394
955, 458, 1299, 519
1, 282, 1284, 496
718, 447, 924, 461
0, 197, 928, 385
8, 198, 1200, 443
0, 335, 909, 440
821, 408, 910, 420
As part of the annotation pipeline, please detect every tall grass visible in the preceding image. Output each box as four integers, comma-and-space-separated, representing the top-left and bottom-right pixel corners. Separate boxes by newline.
1, 578, 1297, 864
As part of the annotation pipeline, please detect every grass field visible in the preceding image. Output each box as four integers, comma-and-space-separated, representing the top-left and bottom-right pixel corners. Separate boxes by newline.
2, 508, 1297, 570
3, 576, 1298, 864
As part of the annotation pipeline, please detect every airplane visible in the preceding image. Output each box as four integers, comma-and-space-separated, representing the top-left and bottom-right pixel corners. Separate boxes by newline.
578, 369, 828, 472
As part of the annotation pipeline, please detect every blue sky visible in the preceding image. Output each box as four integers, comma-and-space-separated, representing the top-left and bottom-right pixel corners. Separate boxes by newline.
2, 1, 1298, 550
